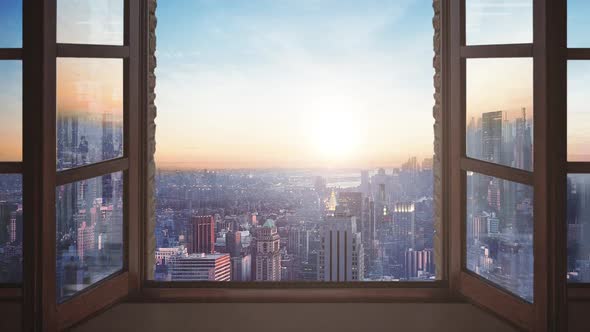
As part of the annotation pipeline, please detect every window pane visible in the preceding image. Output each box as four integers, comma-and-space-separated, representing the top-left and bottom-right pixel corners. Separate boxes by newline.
57, 0, 124, 45
153, 1, 436, 282
466, 0, 532, 45
0, 61, 22, 161
567, 174, 590, 283
466, 172, 534, 302
568, 61, 590, 161
56, 172, 123, 303
0, 0, 22, 48
0, 174, 22, 284
568, 0, 590, 48
57, 58, 123, 171
466, 58, 533, 171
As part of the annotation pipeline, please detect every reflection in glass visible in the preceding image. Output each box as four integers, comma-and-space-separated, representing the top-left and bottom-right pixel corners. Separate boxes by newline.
56, 172, 123, 303
466, 58, 533, 171
0, 174, 22, 284
0, 61, 22, 161
568, 0, 590, 48
0, 0, 22, 48
466, 172, 534, 302
57, 58, 123, 171
57, 0, 124, 45
568, 61, 590, 161
567, 174, 590, 283
466, 0, 532, 45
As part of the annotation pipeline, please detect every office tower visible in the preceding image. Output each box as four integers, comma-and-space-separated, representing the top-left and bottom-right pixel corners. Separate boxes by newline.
226, 230, 242, 258
188, 215, 215, 254
253, 219, 281, 281
337, 192, 363, 222
393, 202, 416, 250
77, 221, 95, 263
231, 254, 252, 282
513, 108, 532, 170
314, 176, 327, 195
360, 170, 370, 195
318, 212, 364, 281
167, 253, 231, 281
405, 248, 434, 279
0, 202, 18, 244
482, 111, 504, 164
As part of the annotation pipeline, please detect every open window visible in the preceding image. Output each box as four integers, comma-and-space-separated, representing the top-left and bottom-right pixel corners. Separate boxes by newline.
449, 0, 568, 330
16, 0, 142, 330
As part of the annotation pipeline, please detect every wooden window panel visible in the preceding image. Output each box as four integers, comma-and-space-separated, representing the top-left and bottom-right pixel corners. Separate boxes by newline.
450, 0, 568, 331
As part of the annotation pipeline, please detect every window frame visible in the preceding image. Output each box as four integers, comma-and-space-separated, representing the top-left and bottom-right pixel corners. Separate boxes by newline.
566, 6, 590, 300
0, 1, 23, 301
448, 0, 568, 331
18, 0, 142, 330
137, 0, 452, 302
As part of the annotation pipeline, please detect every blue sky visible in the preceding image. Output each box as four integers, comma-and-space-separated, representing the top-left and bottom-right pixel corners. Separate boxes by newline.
155, 0, 436, 169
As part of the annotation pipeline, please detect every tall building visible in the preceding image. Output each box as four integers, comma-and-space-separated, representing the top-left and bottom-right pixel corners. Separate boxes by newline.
225, 230, 242, 258
318, 212, 364, 281
188, 215, 215, 254
360, 170, 370, 196
393, 202, 416, 250
167, 253, 231, 281
482, 111, 504, 164
253, 219, 281, 281
231, 254, 252, 282
405, 248, 434, 279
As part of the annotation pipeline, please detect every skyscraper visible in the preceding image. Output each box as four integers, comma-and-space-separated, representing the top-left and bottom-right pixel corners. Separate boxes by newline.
482, 111, 504, 164
318, 210, 364, 281
253, 219, 281, 281
188, 215, 215, 254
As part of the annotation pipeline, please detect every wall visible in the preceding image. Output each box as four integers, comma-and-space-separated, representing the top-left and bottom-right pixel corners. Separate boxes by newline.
73, 303, 518, 332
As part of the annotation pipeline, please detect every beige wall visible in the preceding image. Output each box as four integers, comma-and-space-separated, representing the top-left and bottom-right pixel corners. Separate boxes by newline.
73, 303, 518, 332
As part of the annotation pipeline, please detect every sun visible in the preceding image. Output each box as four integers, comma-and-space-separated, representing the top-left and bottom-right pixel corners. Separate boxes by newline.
310, 109, 361, 161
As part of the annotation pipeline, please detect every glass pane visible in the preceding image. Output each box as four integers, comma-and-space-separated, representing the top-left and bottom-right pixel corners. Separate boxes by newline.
567, 174, 590, 283
56, 172, 123, 303
466, 172, 534, 302
0, 0, 22, 48
466, 0, 532, 45
57, 58, 123, 171
0, 61, 22, 161
568, 0, 590, 48
152, 1, 436, 282
0, 174, 22, 284
466, 58, 534, 171
568, 61, 590, 161
57, 0, 124, 45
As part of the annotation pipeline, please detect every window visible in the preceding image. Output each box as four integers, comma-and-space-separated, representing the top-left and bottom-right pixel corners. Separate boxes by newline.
0, 0, 23, 287
567, 0, 590, 285
151, 0, 437, 283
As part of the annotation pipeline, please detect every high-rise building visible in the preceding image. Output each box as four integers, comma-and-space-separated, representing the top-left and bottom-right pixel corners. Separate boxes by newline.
405, 248, 434, 279
393, 202, 416, 250
188, 215, 215, 254
318, 213, 364, 281
225, 230, 242, 258
231, 254, 252, 282
482, 111, 504, 164
253, 219, 281, 281
167, 253, 231, 281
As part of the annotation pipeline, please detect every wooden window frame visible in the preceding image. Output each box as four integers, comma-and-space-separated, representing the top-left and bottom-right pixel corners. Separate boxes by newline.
17, 1, 142, 331
448, 0, 569, 331
136, 0, 453, 303
0, 2, 24, 301
566, 8, 590, 302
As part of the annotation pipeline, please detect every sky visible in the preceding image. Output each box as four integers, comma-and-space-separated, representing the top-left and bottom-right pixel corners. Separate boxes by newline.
155, 0, 435, 169
0, 0, 588, 166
